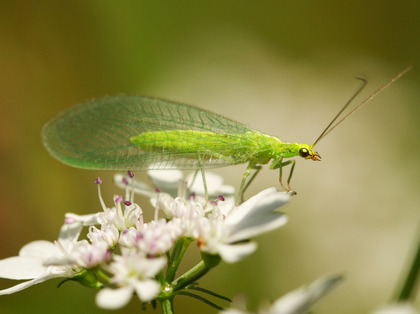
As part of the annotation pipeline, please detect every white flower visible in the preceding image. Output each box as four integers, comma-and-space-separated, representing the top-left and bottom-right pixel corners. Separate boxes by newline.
185, 171, 235, 197
47, 240, 111, 269
64, 212, 100, 227
148, 168, 184, 195
198, 187, 289, 263
119, 220, 180, 257
137, 219, 182, 255
97, 195, 143, 230
370, 303, 419, 314
114, 170, 235, 199
88, 224, 120, 248
114, 173, 155, 199
0, 241, 74, 295
154, 192, 182, 219
0, 173, 296, 311
123, 202, 144, 228
95, 253, 166, 309
264, 274, 343, 314
0, 219, 83, 295
160, 195, 207, 235
222, 275, 343, 314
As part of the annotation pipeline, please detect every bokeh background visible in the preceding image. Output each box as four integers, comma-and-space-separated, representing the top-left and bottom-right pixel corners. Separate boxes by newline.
0, 1, 419, 313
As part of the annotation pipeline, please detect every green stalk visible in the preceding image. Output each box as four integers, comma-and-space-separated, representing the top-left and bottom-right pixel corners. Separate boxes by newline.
96, 269, 111, 284
396, 223, 420, 301
172, 260, 209, 291
166, 238, 193, 283
160, 297, 174, 314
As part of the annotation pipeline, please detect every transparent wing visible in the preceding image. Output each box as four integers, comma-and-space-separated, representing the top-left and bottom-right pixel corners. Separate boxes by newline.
42, 95, 255, 170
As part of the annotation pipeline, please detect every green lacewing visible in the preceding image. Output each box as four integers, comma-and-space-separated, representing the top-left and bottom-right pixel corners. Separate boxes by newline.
42, 66, 411, 203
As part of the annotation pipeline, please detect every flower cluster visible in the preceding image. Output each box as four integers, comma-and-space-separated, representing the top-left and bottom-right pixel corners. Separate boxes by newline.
0, 170, 296, 311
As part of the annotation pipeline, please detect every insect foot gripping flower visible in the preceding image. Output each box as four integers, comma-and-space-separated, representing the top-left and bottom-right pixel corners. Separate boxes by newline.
0, 174, 293, 312
114, 168, 235, 200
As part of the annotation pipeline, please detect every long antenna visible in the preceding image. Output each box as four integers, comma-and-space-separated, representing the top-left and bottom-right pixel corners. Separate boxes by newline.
312, 78, 367, 147
312, 64, 412, 147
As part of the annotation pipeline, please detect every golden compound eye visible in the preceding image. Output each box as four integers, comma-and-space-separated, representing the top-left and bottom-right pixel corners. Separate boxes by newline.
299, 148, 309, 158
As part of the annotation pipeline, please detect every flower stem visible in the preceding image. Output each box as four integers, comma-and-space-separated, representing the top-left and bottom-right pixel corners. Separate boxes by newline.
96, 269, 111, 284
172, 260, 209, 291
395, 223, 420, 301
165, 238, 193, 283
160, 297, 174, 314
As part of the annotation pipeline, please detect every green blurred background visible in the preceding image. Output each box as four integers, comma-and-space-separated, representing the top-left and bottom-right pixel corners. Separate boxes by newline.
0, 1, 419, 313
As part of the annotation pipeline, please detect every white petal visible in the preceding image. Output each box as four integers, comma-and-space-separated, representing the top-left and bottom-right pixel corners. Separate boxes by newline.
134, 279, 161, 301
142, 257, 167, 278
217, 242, 257, 263
217, 184, 236, 195
114, 174, 155, 197
269, 275, 343, 314
0, 272, 67, 295
150, 193, 175, 219
218, 196, 236, 216
187, 172, 221, 196
186, 171, 236, 197
227, 188, 283, 224
19, 240, 61, 258
58, 222, 83, 249
305, 274, 343, 302
148, 168, 183, 191
370, 303, 419, 314
269, 287, 310, 314
0, 256, 47, 279
96, 286, 134, 310
223, 295, 250, 314
228, 215, 288, 244
65, 213, 100, 226
226, 189, 289, 242
222, 310, 248, 314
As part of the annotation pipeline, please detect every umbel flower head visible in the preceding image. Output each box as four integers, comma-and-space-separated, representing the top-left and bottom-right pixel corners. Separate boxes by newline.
0, 169, 340, 312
